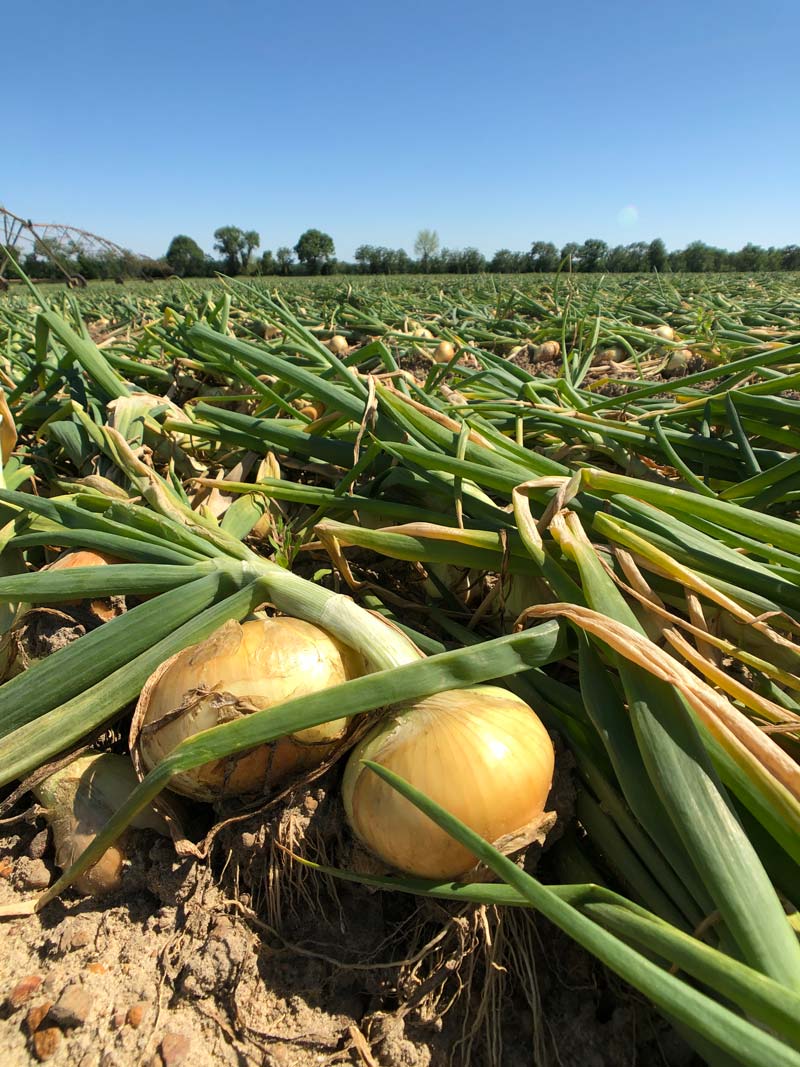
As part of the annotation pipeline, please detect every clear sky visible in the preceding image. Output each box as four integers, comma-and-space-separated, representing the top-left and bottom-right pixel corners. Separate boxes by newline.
4, 0, 799, 260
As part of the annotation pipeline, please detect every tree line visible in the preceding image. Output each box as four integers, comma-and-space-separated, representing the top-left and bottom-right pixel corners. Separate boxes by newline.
167, 229, 800, 276
5, 227, 800, 282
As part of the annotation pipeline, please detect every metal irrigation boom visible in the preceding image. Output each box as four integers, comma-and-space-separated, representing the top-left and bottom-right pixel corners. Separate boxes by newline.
0, 206, 166, 289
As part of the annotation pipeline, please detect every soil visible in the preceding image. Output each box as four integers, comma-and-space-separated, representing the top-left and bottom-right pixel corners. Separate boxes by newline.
1, 768, 697, 1067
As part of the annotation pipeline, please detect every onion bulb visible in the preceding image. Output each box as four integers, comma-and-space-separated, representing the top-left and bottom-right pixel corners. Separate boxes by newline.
433, 341, 456, 363
342, 686, 554, 878
32, 753, 169, 896
44, 549, 122, 607
132, 617, 366, 801
326, 335, 349, 355
653, 324, 675, 341
533, 340, 561, 362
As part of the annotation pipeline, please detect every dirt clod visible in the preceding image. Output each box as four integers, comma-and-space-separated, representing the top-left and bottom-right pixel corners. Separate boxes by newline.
27, 831, 50, 861
49, 983, 92, 1027
16, 858, 51, 890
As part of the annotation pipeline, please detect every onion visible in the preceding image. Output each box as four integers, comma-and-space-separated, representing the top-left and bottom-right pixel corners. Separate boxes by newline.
663, 348, 693, 377
326, 335, 349, 355
433, 341, 456, 363
534, 340, 561, 361
132, 617, 366, 801
653, 324, 675, 341
33, 753, 169, 896
342, 686, 555, 878
45, 548, 125, 613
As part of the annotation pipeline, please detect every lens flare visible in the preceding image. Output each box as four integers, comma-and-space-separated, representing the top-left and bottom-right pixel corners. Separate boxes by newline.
617, 205, 639, 228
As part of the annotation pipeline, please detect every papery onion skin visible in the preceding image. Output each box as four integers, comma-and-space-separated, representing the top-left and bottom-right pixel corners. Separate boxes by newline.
133, 617, 365, 801
342, 686, 555, 879
33, 753, 168, 896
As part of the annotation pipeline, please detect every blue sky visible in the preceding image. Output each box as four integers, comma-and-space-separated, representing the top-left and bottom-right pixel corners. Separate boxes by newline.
5, 0, 799, 260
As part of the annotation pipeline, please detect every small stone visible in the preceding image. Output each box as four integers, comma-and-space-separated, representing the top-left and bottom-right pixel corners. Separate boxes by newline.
160, 1030, 191, 1066
0, 856, 12, 878
8, 974, 43, 1008
60, 918, 95, 952
126, 1002, 147, 1028
50, 983, 92, 1027
26, 1002, 53, 1034
18, 858, 51, 890
86, 962, 107, 974
100, 1055, 121, 1067
32, 1027, 62, 1061
111, 1010, 126, 1031
28, 829, 50, 860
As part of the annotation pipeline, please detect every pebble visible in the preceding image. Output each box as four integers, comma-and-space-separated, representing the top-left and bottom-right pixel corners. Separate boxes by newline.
8, 974, 43, 1009
86, 962, 107, 974
160, 1030, 191, 1066
18, 858, 51, 890
28, 829, 50, 860
240, 831, 257, 848
0, 856, 12, 878
50, 983, 92, 1027
25, 1001, 53, 1034
127, 1002, 148, 1029
32, 1027, 62, 1061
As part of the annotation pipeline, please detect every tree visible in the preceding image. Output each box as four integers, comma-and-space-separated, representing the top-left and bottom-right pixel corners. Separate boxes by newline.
294, 229, 335, 274
683, 241, 713, 273
782, 245, 800, 270
647, 238, 667, 272
529, 241, 559, 272
165, 235, 205, 276
560, 242, 580, 269
213, 226, 247, 274
578, 239, 609, 272
414, 229, 440, 271
259, 250, 276, 275
243, 230, 261, 272
276, 246, 295, 275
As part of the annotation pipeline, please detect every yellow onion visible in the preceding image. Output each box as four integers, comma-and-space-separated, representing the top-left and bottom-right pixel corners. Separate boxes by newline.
33, 753, 169, 896
342, 686, 555, 878
433, 341, 456, 363
653, 324, 675, 341
534, 340, 561, 361
663, 348, 693, 377
326, 335, 349, 355
132, 617, 366, 801
44, 549, 123, 607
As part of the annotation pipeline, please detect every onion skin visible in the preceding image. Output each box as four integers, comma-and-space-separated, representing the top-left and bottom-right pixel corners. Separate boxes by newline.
32, 753, 168, 897
342, 686, 555, 879
132, 617, 365, 801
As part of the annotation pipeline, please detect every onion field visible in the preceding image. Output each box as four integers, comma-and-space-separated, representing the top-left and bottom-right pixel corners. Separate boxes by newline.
1, 270, 799, 1067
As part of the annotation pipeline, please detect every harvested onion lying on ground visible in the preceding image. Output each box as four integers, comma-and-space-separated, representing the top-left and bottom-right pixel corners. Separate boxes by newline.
342, 686, 555, 879
33, 753, 169, 896
131, 616, 366, 801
